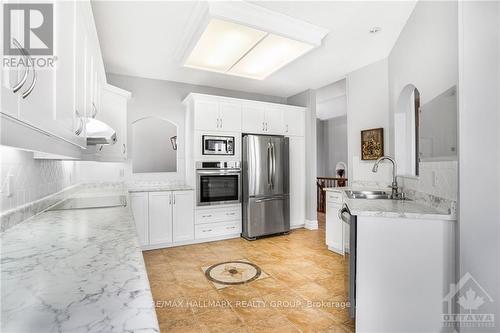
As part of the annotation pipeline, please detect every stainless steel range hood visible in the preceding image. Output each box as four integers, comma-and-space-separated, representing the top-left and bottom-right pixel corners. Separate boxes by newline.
85, 118, 117, 145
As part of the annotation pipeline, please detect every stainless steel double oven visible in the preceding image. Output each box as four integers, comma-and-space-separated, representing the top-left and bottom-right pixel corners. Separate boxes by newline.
196, 161, 241, 206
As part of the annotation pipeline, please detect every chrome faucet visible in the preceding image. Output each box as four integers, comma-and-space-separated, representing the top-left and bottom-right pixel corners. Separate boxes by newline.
372, 156, 399, 198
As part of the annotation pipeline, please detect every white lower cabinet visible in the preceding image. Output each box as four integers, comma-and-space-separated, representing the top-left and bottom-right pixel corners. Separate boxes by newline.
325, 191, 344, 255
172, 191, 196, 242
148, 192, 173, 245
195, 206, 242, 240
130, 192, 149, 247
130, 190, 194, 249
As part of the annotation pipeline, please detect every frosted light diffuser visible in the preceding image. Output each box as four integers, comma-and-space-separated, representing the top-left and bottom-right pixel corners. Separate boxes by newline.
184, 19, 267, 73
228, 34, 314, 80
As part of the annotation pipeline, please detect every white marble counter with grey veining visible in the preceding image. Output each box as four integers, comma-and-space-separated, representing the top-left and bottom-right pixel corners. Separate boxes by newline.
0, 185, 159, 333
127, 181, 194, 193
324, 187, 456, 221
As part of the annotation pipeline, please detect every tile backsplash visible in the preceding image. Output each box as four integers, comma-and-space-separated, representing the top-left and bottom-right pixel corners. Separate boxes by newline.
0, 146, 78, 213
400, 160, 458, 201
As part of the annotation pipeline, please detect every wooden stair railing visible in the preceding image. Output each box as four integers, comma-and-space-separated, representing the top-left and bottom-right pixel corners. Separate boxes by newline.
316, 177, 348, 213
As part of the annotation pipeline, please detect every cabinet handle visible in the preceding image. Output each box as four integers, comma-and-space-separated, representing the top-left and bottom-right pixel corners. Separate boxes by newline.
91, 102, 98, 118
265, 122, 268, 131
169, 194, 172, 205
122, 144, 126, 154
220, 118, 223, 129
226, 212, 235, 216
20, 47, 36, 99
262, 122, 265, 131
226, 226, 236, 230
173, 194, 176, 205
202, 214, 212, 218
202, 229, 213, 232
216, 118, 220, 128
11, 38, 28, 93
74, 110, 84, 135
286, 124, 289, 133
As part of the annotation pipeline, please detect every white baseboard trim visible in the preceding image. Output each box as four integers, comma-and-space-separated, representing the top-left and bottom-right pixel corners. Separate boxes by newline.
290, 223, 305, 230
305, 219, 318, 230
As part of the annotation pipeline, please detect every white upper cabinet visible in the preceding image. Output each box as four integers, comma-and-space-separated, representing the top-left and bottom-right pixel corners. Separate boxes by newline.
241, 104, 266, 133
218, 102, 241, 132
194, 99, 241, 132
194, 100, 220, 131
92, 84, 130, 161
264, 106, 283, 134
283, 107, 305, 136
185, 93, 306, 137
241, 104, 283, 134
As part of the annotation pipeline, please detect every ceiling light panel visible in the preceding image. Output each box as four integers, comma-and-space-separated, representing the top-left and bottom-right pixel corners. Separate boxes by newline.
184, 19, 267, 73
228, 34, 314, 80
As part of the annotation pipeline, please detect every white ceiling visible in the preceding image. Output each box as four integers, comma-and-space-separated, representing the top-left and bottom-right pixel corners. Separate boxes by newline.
91, 1, 416, 98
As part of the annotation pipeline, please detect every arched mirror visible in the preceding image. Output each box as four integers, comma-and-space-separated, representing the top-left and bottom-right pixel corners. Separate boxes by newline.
132, 117, 178, 173
394, 85, 420, 176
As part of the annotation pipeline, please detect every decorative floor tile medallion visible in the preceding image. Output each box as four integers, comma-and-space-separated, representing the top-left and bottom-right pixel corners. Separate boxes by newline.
202, 259, 268, 289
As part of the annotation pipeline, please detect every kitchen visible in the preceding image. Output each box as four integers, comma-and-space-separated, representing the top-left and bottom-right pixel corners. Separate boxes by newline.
1, 1, 499, 333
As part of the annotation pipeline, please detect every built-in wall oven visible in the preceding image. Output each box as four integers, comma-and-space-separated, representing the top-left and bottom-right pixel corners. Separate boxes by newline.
202, 135, 235, 155
196, 161, 241, 206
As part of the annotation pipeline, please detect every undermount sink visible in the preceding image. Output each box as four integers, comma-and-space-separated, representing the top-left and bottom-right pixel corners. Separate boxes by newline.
345, 190, 410, 200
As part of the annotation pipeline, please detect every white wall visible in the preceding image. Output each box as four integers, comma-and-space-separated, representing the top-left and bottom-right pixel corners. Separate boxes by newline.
78, 74, 285, 183
388, 0, 458, 200
316, 79, 347, 120
0, 146, 78, 213
287, 90, 317, 223
458, 1, 500, 329
346, 58, 392, 184
317, 116, 348, 177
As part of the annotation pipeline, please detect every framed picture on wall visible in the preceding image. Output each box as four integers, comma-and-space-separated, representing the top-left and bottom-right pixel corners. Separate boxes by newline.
361, 128, 384, 160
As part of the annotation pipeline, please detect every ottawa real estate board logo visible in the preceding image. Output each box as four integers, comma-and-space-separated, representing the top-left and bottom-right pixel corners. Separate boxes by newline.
443, 272, 495, 328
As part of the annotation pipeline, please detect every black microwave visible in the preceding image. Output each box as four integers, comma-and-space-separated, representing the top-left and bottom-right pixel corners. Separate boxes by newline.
202, 135, 235, 155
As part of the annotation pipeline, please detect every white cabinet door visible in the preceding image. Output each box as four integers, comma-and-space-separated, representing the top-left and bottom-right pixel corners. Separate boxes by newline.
130, 192, 149, 247
326, 198, 344, 255
1, 0, 21, 119
194, 100, 219, 131
242, 105, 265, 133
283, 108, 305, 136
97, 85, 128, 161
148, 192, 173, 245
172, 191, 195, 242
219, 102, 241, 132
289, 137, 306, 227
264, 107, 283, 134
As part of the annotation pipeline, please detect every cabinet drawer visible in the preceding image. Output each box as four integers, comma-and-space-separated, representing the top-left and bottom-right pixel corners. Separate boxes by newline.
195, 207, 241, 224
326, 191, 343, 203
195, 221, 242, 239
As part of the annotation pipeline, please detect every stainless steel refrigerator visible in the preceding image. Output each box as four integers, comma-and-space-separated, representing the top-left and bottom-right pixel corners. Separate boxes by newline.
241, 134, 290, 240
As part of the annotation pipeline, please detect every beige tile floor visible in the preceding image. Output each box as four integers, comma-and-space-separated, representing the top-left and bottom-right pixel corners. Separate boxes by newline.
143, 213, 355, 333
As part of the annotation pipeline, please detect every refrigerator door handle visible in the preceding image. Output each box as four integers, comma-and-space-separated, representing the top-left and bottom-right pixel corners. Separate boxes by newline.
271, 142, 276, 189
267, 142, 272, 187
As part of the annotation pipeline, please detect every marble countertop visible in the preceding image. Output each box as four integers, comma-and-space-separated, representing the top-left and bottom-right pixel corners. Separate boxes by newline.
324, 187, 455, 220
0, 186, 159, 333
127, 181, 193, 193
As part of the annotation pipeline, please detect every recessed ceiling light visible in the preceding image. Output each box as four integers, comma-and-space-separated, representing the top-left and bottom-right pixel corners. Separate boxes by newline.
179, 2, 329, 80
369, 27, 382, 34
